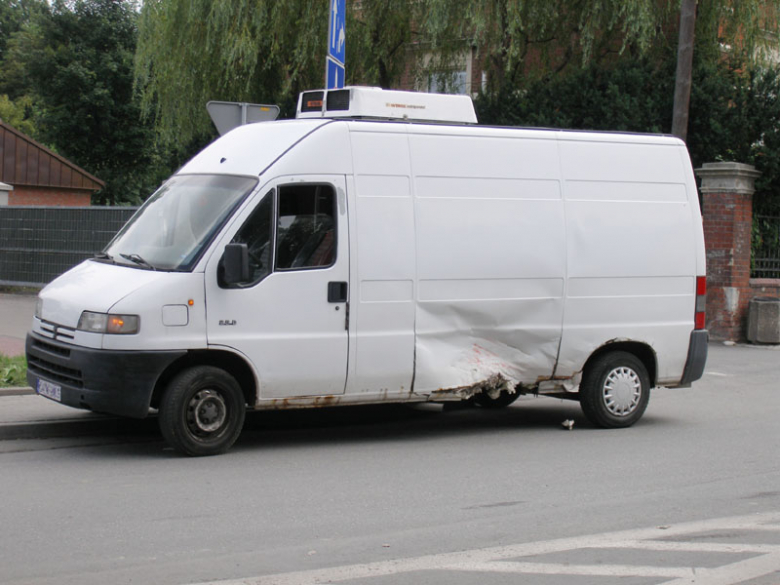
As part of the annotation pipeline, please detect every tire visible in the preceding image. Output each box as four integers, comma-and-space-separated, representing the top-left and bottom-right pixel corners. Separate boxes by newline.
474, 389, 520, 409
159, 366, 246, 456
579, 351, 650, 428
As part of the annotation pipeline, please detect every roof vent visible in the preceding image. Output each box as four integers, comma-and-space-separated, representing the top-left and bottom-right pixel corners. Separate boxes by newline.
296, 86, 478, 124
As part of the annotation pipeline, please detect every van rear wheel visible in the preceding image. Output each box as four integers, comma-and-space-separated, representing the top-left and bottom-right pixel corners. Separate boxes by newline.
159, 366, 246, 456
579, 351, 650, 428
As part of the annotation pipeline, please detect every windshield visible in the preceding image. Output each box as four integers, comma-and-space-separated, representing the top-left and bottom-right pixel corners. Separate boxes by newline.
104, 174, 257, 271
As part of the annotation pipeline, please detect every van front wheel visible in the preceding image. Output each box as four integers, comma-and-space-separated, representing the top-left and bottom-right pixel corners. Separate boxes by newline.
579, 352, 650, 428
159, 366, 246, 456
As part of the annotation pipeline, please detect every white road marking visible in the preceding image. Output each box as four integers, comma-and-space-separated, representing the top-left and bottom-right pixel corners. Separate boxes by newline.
447, 561, 693, 578
189, 512, 780, 585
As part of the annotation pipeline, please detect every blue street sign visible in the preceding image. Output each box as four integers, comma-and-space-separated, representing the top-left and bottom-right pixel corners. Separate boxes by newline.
327, 0, 346, 66
326, 57, 345, 90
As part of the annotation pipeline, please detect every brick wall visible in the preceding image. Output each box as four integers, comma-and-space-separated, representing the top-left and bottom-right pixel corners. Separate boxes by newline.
8, 186, 91, 207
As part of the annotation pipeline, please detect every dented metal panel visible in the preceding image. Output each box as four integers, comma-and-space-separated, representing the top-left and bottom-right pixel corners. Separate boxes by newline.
408, 128, 566, 395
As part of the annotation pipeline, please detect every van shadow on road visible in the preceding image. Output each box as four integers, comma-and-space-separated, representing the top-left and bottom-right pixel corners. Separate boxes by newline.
5, 395, 684, 459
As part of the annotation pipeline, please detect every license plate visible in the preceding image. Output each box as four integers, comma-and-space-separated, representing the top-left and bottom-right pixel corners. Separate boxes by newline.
37, 379, 62, 402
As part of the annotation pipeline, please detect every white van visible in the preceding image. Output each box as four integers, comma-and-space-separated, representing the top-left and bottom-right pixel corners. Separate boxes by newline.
26, 87, 708, 456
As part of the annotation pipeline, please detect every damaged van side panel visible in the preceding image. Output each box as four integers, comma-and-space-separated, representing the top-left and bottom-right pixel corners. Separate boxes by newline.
408, 128, 567, 394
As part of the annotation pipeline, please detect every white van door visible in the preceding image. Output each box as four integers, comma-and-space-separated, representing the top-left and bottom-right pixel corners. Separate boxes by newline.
205, 176, 349, 399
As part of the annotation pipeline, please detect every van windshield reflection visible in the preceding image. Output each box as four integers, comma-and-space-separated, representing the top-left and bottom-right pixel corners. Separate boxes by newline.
103, 174, 257, 271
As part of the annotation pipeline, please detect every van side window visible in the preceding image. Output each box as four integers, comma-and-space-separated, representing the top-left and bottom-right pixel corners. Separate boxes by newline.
275, 184, 336, 270
228, 189, 274, 285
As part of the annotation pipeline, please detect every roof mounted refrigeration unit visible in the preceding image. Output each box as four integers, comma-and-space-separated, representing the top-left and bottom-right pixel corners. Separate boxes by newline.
296, 86, 478, 124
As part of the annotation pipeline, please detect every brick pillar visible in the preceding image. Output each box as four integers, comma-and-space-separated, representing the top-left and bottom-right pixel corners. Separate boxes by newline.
696, 162, 761, 341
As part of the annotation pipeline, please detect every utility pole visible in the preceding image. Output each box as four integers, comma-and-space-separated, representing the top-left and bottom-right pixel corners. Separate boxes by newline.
672, 0, 697, 142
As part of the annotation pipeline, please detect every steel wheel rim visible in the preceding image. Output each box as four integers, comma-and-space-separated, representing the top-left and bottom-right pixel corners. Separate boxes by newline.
603, 366, 642, 416
187, 389, 228, 435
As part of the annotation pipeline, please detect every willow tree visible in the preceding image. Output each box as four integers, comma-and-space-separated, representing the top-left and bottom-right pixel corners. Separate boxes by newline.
432, 0, 780, 94
135, 0, 780, 145
135, 0, 330, 145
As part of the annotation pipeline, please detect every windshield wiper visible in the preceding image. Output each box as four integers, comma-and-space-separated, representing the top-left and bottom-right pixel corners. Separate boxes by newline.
120, 253, 156, 271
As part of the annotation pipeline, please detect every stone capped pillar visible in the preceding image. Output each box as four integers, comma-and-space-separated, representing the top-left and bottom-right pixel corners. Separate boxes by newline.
696, 162, 761, 340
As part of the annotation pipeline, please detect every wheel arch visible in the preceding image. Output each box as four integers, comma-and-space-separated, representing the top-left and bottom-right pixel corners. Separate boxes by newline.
150, 349, 257, 410
583, 340, 657, 387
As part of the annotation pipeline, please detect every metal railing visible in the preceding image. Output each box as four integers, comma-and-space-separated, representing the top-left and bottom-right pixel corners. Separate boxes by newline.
752, 214, 780, 279
0, 206, 137, 287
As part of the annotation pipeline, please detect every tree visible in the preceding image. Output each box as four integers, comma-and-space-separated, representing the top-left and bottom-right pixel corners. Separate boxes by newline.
0, 94, 36, 136
347, 1, 419, 90
0, 0, 46, 64
135, 0, 780, 155
135, 0, 467, 144
2, 0, 163, 204
135, 0, 331, 145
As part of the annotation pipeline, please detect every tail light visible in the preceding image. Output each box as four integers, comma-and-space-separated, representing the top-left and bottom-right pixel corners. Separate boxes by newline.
695, 276, 707, 330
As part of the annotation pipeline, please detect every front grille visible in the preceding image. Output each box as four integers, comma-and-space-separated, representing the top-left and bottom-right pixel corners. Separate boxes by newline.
32, 338, 71, 358
39, 320, 76, 342
27, 355, 83, 388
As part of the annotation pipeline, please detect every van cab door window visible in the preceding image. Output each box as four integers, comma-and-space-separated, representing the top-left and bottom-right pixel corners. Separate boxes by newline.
226, 189, 274, 286
275, 185, 336, 270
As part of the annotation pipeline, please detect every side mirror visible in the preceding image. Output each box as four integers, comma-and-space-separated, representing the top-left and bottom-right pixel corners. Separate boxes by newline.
221, 243, 250, 285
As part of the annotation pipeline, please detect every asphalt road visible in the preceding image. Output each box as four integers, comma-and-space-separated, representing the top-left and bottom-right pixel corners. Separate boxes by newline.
0, 343, 778, 585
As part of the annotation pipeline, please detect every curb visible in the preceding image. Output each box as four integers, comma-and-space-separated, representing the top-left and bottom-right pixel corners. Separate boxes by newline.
0, 413, 158, 441
0, 387, 34, 397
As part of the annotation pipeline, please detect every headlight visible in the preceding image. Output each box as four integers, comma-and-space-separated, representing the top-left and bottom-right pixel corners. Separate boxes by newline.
35, 297, 43, 320
77, 311, 140, 334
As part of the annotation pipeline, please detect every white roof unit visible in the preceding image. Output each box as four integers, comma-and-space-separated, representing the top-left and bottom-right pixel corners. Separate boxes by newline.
296, 86, 478, 124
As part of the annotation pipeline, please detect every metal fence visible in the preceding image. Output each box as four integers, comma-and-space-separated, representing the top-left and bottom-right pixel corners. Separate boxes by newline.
752, 214, 780, 279
0, 206, 137, 287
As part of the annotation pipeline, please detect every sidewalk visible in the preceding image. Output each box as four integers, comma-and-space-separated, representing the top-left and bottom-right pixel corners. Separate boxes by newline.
0, 393, 111, 439
0, 336, 25, 358
0, 292, 36, 358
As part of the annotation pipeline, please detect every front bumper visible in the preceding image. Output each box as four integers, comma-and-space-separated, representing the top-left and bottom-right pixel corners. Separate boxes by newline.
26, 333, 186, 418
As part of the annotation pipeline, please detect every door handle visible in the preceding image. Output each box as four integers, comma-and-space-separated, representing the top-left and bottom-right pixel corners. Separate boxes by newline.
328, 281, 348, 303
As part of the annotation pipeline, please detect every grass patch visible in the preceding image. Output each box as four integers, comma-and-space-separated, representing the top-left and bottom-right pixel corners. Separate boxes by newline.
0, 354, 27, 387
0, 285, 41, 295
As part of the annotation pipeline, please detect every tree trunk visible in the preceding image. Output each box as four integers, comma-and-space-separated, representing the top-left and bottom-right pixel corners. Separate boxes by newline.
672, 0, 697, 142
